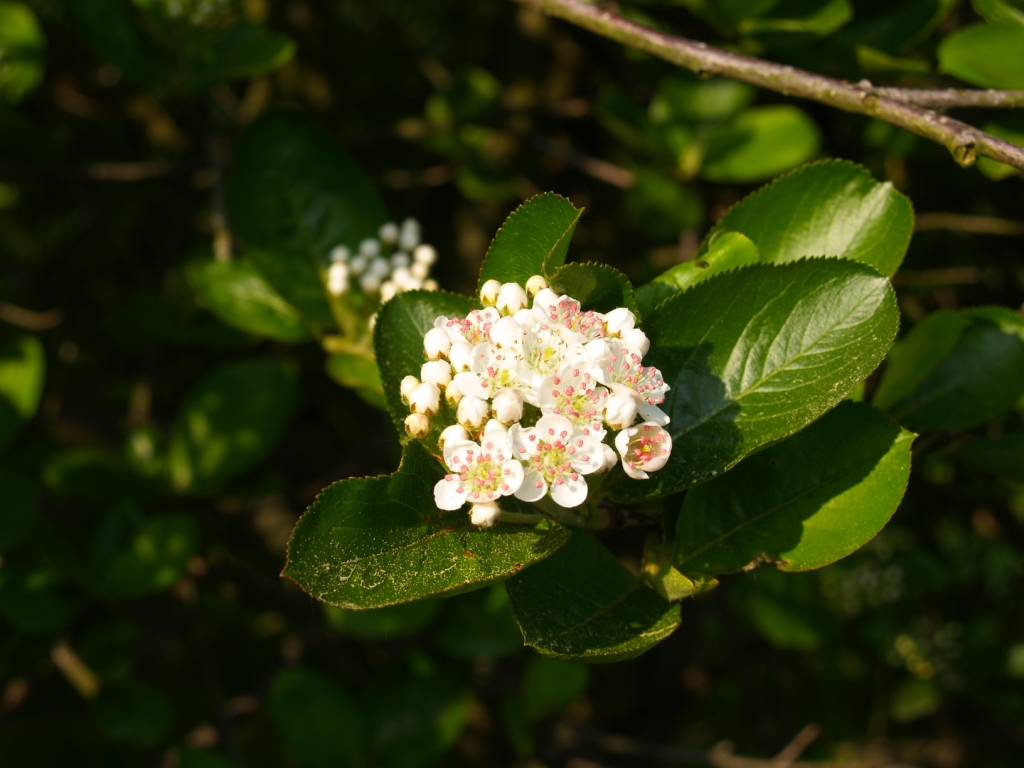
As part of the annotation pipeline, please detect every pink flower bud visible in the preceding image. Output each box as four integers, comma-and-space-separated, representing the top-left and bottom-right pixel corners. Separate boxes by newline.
404, 412, 431, 438
492, 388, 524, 425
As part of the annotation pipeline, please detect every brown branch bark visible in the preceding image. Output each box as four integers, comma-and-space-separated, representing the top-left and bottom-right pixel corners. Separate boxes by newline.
513, 0, 1024, 172
873, 87, 1024, 109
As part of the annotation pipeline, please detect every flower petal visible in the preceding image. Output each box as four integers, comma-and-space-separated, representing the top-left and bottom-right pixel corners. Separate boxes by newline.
434, 476, 467, 510
549, 475, 589, 507
514, 470, 547, 502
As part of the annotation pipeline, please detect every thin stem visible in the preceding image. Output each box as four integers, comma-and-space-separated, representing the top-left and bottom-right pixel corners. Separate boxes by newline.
513, 0, 1024, 172
873, 87, 1024, 109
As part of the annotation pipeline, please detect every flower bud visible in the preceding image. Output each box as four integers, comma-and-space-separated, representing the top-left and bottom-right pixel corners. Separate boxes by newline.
604, 307, 636, 337
390, 251, 411, 269
445, 386, 463, 407
491, 388, 524, 425
360, 273, 382, 293
379, 221, 399, 245
330, 245, 350, 263
480, 279, 502, 307
603, 392, 639, 430
423, 279, 439, 292
413, 244, 437, 266
615, 422, 672, 480
438, 424, 469, 452
457, 395, 489, 431
421, 360, 452, 389
489, 316, 522, 349
400, 375, 420, 404
399, 218, 421, 251
409, 382, 441, 415
380, 281, 398, 303
367, 257, 390, 278
423, 327, 452, 360
327, 262, 349, 296
496, 282, 528, 315
368, 313, 378, 332
470, 501, 502, 528
349, 254, 368, 274
358, 238, 381, 257
621, 328, 650, 357
525, 274, 548, 296
448, 342, 473, 372
405, 412, 431, 438
483, 419, 508, 437
411, 261, 430, 281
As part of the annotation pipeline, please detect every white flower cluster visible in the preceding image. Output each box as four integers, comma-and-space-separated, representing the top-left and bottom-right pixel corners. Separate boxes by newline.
326, 218, 438, 303
401, 275, 672, 528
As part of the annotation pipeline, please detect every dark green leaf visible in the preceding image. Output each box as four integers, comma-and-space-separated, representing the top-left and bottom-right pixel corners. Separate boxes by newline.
623, 169, 705, 241
188, 258, 312, 343
506, 531, 680, 662
91, 513, 200, 599
645, 231, 760, 304
613, 259, 899, 502
374, 289, 474, 434
325, 350, 386, 409
179, 24, 295, 89
958, 432, 1024, 482
433, 583, 523, 659
938, 22, 1024, 89
0, 466, 38, 553
745, 594, 823, 651
67, 0, 169, 86
42, 448, 145, 501
0, 563, 77, 633
520, 656, 590, 721
167, 356, 299, 494
325, 599, 441, 639
268, 667, 364, 768
708, 160, 914, 276
477, 193, 583, 290
91, 680, 173, 747
701, 106, 822, 183
0, 334, 45, 447
0, 2, 45, 102
675, 402, 913, 574
875, 307, 1024, 431
548, 262, 639, 316
283, 441, 570, 609
739, 0, 853, 47
974, 0, 1024, 28
228, 111, 386, 331
649, 76, 755, 124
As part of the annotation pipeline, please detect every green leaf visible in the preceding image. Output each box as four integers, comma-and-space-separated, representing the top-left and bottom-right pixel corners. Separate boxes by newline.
91, 513, 200, 599
325, 351, 386, 409
167, 356, 299, 494
612, 259, 899, 502
637, 230, 760, 316
179, 24, 296, 89
701, 106, 822, 183
67, 0, 169, 86
520, 656, 590, 722
188, 258, 312, 343
738, 0, 853, 47
958, 432, 1024, 482
227, 111, 386, 332
745, 594, 823, 651
476, 193, 583, 291
325, 599, 441, 639
374, 289, 474, 434
0, 2, 45, 103
0, 465, 38, 553
939, 22, 1024, 89
548, 262, 639, 316
675, 402, 913, 575
0, 563, 77, 633
874, 307, 1024, 431
623, 169, 705, 240
268, 667, 364, 768
283, 441, 570, 609
890, 678, 941, 723
433, 583, 523, 659
0, 334, 44, 448
90, 680, 173, 747
707, 160, 914, 277
649, 75, 755, 124
973, 0, 1024, 29
505, 531, 680, 663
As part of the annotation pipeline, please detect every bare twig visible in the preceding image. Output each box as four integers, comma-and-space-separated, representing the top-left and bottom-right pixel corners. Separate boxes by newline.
513, 0, 1024, 172
0, 301, 63, 330
914, 213, 1024, 236
873, 88, 1024, 109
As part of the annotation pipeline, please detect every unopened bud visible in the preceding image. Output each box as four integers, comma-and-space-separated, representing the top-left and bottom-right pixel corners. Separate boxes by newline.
445, 386, 463, 406
358, 238, 381, 257
423, 327, 452, 360
379, 221, 399, 245
330, 245, 350, 263
496, 282, 528, 315
483, 419, 508, 437
413, 244, 437, 266
470, 501, 502, 528
390, 251, 411, 269
457, 395, 489, 431
492, 388, 524, 425
448, 342, 473, 372
489, 316, 522, 349
438, 424, 469, 451
423, 279, 439, 291
421, 360, 452, 389
327, 262, 349, 296
525, 274, 548, 296
399, 218, 421, 251
603, 393, 638, 430
409, 382, 441, 415
405, 412, 431, 438
604, 307, 636, 337
622, 328, 650, 357
380, 281, 398, 303
480, 279, 502, 307
400, 375, 420, 404
411, 261, 430, 281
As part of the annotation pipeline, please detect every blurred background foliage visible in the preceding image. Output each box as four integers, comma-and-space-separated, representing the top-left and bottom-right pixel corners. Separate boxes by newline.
0, 0, 1023, 766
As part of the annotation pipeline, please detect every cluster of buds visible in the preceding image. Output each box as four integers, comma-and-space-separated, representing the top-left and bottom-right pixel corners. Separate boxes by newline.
401, 275, 673, 528
326, 218, 439, 303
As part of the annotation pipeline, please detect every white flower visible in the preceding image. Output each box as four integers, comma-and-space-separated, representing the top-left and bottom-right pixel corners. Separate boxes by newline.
604, 307, 636, 337
492, 388, 524, 425
400, 375, 420, 404
448, 341, 474, 373
414, 244, 437, 266
380, 281, 397, 303
470, 501, 502, 528
366, 257, 390, 279
423, 327, 452, 360
588, 340, 669, 425
379, 221, 399, 245
421, 360, 452, 389
525, 274, 548, 296
482, 418, 508, 437
330, 245, 350, 263
433, 433, 524, 510
621, 328, 650, 357
520, 326, 587, 393
603, 392, 638, 430
480, 279, 502, 307
445, 386, 463, 406
615, 423, 672, 480
591, 443, 620, 474
539, 363, 608, 438
509, 414, 603, 508
359, 238, 381, 257
405, 412, 431, 438
496, 282, 528, 315
409, 382, 441, 415
489, 316, 523, 349
457, 395, 489, 431
360, 273, 382, 293
453, 342, 529, 402
390, 251, 411, 269
439, 309, 500, 346
327, 262, 349, 296
438, 424, 469, 451
423, 279, 439, 291
399, 218, 421, 251
411, 261, 430, 281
